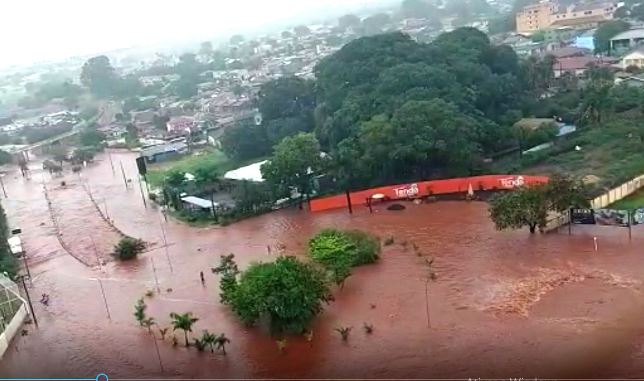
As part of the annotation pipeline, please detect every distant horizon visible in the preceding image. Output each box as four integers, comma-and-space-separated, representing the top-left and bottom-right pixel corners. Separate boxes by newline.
0, 0, 398, 70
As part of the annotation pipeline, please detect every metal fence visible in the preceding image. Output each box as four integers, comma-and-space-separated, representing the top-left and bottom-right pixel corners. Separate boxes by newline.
0, 273, 24, 333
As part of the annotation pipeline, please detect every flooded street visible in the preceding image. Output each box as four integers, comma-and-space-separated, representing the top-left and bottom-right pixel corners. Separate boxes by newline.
1, 150, 644, 378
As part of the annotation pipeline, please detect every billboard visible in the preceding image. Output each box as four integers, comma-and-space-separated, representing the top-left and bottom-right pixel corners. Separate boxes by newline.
594, 209, 630, 227
571, 209, 596, 224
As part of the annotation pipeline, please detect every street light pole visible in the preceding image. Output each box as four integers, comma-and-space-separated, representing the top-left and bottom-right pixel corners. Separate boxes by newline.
97, 278, 111, 321
18, 275, 37, 328
0, 174, 7, 198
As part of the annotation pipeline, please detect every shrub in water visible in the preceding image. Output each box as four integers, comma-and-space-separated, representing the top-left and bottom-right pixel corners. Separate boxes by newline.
114, 237, 146, 260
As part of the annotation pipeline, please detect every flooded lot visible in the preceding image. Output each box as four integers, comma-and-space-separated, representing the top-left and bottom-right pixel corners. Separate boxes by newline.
1, 150, 644, 378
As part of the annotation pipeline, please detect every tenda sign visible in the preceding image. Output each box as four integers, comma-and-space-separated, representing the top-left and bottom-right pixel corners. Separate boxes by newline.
499, 176, 525, 189
393, 183, 420, 198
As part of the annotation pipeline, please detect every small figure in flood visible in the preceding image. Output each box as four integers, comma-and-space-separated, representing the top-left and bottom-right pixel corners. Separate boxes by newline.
40, 293, 50, 306
200, 271, 205, 286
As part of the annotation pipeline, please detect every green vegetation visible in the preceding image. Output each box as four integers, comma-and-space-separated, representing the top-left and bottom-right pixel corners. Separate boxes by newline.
134, 298, 147, 325
146, 149, 232, 188
489, 175, 589, 233
170, 312, 199, 347
113, 237, 146, 260
594, 20, 630, 54
24, 125, 73, 145
214, 255, 331, 335
0, 201, 17, 277
308, 229, 380, 286
0, 150, 12, 165
261, 133, 324, 203
610, 189, 644, 210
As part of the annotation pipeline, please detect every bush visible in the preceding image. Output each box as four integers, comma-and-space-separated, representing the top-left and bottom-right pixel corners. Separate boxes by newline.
114, 237, 146, 260
308, 229, 380, 285
218, 255, 330, 334
344, 230, 380, 265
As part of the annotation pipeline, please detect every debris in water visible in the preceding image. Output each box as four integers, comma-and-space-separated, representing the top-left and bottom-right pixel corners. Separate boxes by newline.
387, 203, 406, 211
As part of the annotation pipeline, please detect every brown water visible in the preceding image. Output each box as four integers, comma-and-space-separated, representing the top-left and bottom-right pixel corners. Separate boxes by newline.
1, 150, 644, 378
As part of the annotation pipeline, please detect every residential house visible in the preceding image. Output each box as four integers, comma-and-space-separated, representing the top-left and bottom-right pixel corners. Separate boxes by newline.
542, 46, 591, 58
516, 1, 617, 33
610, 28, 644, 54
552, 55, 614, 77
131, 110, 156, 127
618, 45, 644, 69
141, 140, 188, 163
615, 73, 644, 86
166, 116, 195, 134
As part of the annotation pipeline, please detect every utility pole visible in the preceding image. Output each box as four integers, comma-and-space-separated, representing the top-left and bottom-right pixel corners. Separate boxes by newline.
152, 334, 165, 373
138, 175, 147, 209
150, 257, 161, 293
160, 223, 173, 273
108, 151, 115, 174
21, 251, 31, 284
97, 278, 111, 321
90, 236, 102, 271
0, 174, 7, 198
18, 275, 37, 328
119, 161, 128, 190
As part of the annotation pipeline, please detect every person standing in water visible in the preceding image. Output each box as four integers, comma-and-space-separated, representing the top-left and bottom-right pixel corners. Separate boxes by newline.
200, 271, 205, 286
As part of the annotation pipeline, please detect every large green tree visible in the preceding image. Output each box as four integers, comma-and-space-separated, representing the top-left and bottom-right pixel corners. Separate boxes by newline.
216, 255, 331, 334
80, 56, 119, 98
261, 133, 323, 202
220, 120, 270, 161
258, 77, 316, 121
489, 175, 589, 233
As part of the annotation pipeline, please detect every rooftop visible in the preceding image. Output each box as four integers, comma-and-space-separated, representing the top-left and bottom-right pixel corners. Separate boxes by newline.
181, 196, 217, 209
224, 160, 267, 182
611, 28, 644, 41
141, 141, 187, 157
553, 55, 609, 70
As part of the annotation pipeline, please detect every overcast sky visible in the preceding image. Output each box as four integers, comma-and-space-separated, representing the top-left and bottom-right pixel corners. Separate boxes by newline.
0, 0, 384, 68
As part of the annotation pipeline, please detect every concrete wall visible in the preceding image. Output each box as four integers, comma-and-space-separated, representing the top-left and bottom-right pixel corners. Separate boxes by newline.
545, 174, 644, 232
590, 174, 644, 209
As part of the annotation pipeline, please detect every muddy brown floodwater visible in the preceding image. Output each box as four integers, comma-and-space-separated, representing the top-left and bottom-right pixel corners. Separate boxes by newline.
1, 150, 644, 378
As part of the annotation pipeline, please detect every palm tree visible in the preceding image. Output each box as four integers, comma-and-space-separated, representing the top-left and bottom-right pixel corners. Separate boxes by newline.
214, 333, 231, 355
335, 326, 352, 341
134, 298, 146, 326
200, 330, 217, 353
170, 312, 199, 347
193, 338, 207, 351
158, 327, 169, 340
142, 317, 155, 333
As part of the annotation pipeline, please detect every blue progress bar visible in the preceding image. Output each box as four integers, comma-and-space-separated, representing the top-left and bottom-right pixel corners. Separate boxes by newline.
0, 373, 107, 381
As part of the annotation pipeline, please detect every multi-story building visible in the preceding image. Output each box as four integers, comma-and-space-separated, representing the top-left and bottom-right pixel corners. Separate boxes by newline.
516, 1, 617, 34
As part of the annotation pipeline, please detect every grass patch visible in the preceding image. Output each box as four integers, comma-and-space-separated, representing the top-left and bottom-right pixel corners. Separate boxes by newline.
492, 117, 644, 197
146, 148, 268, 189
146, 149, 231, 188
610, 188, 644, 210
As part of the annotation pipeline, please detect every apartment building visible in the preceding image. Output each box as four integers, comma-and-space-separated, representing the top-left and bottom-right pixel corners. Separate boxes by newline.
516, 1, 617, 34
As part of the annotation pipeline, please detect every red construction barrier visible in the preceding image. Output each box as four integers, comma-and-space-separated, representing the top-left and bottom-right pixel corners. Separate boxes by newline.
309, 174, 549, 212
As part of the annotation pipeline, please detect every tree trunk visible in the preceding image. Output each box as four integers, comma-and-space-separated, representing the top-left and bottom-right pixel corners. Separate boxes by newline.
529, 224, 536, 234
184, 331, 189, 347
